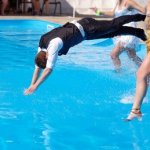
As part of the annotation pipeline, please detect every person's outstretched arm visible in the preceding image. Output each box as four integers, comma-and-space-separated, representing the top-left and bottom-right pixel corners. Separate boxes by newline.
24, 67, 52, 95
31, 67, 41, 85
90, 0, 118, 17
127, 0, 146, 14
24, 37, 63, 95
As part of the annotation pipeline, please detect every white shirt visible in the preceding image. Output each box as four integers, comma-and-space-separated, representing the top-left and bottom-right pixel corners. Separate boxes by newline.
71, 20, 85, 38
36, 21, 85, 69
36, 37, 63, 69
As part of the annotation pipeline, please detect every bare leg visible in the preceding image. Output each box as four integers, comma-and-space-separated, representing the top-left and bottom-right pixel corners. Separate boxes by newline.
32, 0, 40, 15
133, 53, 150, 109
126, 48, 142, 67
44, 0, 49, 15
126, 0, 150, 121
126, 53, 150, 121
110, 43, 122, 70
1, 0, 8, 15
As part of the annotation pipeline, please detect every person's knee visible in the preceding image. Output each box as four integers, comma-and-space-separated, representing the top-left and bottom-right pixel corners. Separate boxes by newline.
111, 44, 121, 59
110, 52, 116, 59
110, 49, 120, 59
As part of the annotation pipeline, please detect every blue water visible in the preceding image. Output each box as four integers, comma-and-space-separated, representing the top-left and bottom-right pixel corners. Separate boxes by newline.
0, 19, 150, 150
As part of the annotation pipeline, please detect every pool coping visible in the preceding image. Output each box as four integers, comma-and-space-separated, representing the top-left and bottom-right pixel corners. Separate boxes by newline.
0, 15, 82, 25
0, 15, 145, 28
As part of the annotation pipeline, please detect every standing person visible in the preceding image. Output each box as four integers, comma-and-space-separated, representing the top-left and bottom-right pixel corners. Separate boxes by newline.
126, 3, 150, 121
31, 0, 49, 15
1, 0, 8, 15
24, 14, 149, 95
92, 0, 146, 69
126, 42, 150, 121
42, 0, 49, 15
31, 0, 40, 15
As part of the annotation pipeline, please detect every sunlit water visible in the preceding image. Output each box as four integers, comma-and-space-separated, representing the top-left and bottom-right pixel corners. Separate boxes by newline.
0, 20, 150, 150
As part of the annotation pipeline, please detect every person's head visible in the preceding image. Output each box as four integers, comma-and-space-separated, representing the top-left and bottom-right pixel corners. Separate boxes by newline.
35, 51, 47, 69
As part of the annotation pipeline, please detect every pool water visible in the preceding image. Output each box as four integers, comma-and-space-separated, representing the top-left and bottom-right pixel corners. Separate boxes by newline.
0, 20, 150, 150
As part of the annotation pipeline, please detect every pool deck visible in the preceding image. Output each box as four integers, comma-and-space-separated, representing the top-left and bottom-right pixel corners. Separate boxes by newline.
0, 15, 80, 25
0, 15, 145, 28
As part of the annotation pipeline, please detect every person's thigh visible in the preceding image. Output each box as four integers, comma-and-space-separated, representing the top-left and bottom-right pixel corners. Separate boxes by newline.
138, 53, 150, 77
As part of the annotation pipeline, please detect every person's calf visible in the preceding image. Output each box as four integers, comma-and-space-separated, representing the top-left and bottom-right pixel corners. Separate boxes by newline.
110, 54, 121, 70
136, 68, 144, 81
110, 52, 117, 60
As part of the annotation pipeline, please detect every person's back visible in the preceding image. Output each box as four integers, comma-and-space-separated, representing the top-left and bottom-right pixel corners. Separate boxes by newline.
39, 22, 84, 55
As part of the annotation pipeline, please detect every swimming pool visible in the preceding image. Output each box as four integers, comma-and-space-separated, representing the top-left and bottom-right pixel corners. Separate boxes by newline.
0, 19, 150, 150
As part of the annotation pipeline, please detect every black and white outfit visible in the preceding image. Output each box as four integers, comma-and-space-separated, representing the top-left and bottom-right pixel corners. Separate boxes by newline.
37, 14, 146, 69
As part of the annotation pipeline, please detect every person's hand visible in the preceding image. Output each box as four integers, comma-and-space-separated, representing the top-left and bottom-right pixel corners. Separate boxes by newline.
24, 84, 37, 95
90, 7, 97, 12
90, 7, 102, 16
